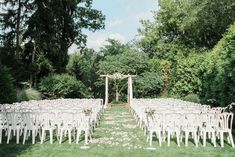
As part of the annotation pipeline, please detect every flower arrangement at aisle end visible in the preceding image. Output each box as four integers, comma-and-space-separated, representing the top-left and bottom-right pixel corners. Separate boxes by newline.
145, 107, 156, 116
83, 107, 92, 116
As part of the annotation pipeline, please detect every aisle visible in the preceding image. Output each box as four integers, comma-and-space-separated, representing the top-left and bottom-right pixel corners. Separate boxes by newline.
91, 106, 149, 149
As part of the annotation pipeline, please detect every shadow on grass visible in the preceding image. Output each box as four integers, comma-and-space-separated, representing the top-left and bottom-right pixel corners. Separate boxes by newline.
0, 133, 33, 157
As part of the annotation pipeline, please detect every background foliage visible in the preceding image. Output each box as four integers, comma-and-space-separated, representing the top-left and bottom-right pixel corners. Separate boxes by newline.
0, 65, 16, 103
1, 0, 235, 106
39, 74, 90, 99
200, 23, 235, 106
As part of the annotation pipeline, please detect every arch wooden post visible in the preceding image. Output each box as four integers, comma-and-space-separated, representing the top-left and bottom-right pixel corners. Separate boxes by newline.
128, 76, 133, 106
104, 76, 108, 108
127, 77, 130, 105
129, 76, 133, 106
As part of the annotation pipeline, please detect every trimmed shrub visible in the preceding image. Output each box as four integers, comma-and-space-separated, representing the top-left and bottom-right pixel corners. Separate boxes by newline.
0, 65, 16, 104
183, 94, 200, 103
17, 88, 42, 102
39, 74, 90, 99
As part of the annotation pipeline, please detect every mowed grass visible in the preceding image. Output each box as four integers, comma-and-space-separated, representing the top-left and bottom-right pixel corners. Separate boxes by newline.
0, 105, 235, 157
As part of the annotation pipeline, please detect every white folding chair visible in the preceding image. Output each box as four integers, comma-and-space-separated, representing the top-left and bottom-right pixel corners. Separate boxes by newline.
217, 112, 234, 148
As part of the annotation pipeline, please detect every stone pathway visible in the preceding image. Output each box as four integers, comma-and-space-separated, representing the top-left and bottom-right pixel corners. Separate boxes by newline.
91, 106, 149, 149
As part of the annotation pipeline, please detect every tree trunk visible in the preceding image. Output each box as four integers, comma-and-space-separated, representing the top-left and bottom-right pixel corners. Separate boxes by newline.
16, 0, 22, 59
162, 61, 170, 96
116, 91, 119, 102
29, 43, 36, 88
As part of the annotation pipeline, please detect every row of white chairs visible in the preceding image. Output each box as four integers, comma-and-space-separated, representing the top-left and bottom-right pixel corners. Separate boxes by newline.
130, 98, 234, 148
0, 99, 104, 144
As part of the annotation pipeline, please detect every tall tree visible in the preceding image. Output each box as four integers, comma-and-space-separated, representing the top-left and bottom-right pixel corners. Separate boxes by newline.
23, 0, 105, 72
0, 0, 105, 86
99, 39, 126, 56
138, 0, 235, 57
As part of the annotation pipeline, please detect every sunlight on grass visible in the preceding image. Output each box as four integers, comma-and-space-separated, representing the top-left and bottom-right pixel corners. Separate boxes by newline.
0, 105, 234, 157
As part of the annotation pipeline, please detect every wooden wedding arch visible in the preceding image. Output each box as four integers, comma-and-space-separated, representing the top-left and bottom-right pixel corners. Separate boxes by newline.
100, 73, 135, 108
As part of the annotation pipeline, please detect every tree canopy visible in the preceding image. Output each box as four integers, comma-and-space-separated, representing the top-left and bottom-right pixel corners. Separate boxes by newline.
0, 0, 105, 86
0, 0, 235, 106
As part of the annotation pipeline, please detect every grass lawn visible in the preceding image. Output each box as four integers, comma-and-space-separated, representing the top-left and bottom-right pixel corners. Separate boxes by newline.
0, 105, 234, 157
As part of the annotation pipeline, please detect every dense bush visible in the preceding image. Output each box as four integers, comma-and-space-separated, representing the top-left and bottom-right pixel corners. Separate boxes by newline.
39, 74, 90, 99
66, 49, 101, 97
201, 22, 235, 106
0, 65, 16, 104
135, 72, 163, 98
183, 94, 200, 103
171, 53, 205, 97
17, 88, 42, 102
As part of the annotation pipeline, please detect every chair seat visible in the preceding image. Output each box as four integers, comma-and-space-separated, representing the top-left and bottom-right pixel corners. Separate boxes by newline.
24, 125, 40, 130
42, 126, 56, 130
148, 126, 161, 131
76, 127, 90, 131
8, 125, 22, 129
217, 128, 231, 132
182, 126, 197, 131
59, 126, 74, 130
166, 127, 180, 132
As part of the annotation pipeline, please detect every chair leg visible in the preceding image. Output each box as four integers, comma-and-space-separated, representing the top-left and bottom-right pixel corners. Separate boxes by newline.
0, 129, 2, 144
163, 131, 166, 142
16, 129, 20, 144
176, 132, 180, 147
49, 129, 53, 144
68, 130, 72, 144
158, 131, 162, 147
220, 132, 224, 147
59, 130, 63, 144
85, 130, 88, 145
212, 132, 216, 147
76, 130, 81, 144
167, 131, 170, 146
41, 129, 45, 144
185, 132, 189, 147
32, 130, 35, 144
38, 129, 42, 141
73, 129, 76, 140
228, 131, 234, 148
203, 132, 206, 147
23, 129, 27, 144
7, 129, 11, 144
180, 133, 183, 143
146, 131, 149, 142
227, 135, 231, 144
25, 130, 28, 140
194, 131, 198, 147
89, 131, 92, 143
13, 129, 16, 136
5, 128, 7, 137
149, 131, 153, 146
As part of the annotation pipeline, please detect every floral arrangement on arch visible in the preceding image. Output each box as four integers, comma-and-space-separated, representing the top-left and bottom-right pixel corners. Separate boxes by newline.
145, 107, 156, 116
83, 107, 92, 116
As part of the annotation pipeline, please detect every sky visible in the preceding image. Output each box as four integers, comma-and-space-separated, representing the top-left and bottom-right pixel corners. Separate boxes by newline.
70, 0, 159, 53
